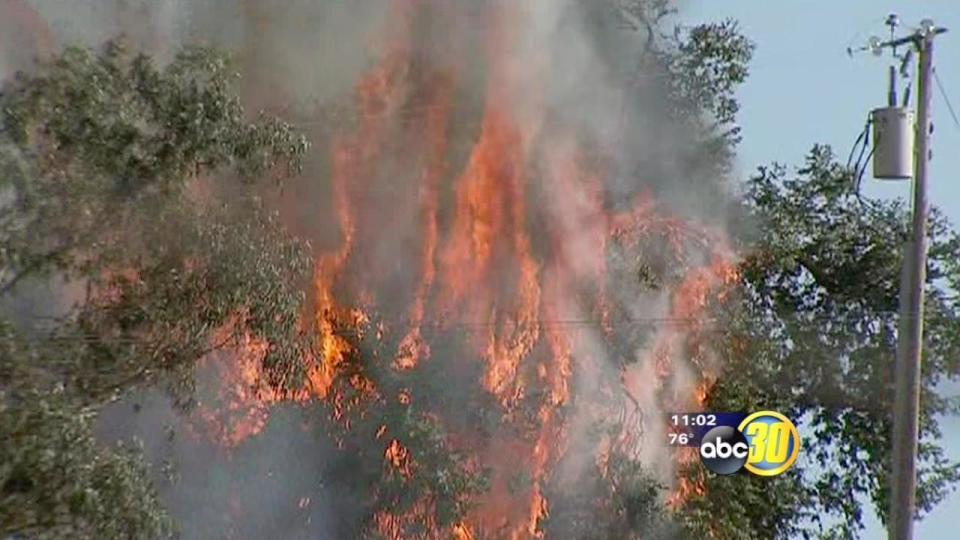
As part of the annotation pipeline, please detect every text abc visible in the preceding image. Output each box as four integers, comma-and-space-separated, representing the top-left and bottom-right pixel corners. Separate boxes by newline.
699, 437, 749, 459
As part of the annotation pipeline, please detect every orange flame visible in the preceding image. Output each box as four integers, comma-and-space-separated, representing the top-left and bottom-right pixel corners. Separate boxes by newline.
190, 0, 741, 535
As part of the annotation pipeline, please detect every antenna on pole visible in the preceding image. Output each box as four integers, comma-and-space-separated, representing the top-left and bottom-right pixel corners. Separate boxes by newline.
887, 14, 901, 54
886, 14, 901, 105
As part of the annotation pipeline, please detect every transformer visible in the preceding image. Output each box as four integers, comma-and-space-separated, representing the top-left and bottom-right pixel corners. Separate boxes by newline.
871, 106, 915, 179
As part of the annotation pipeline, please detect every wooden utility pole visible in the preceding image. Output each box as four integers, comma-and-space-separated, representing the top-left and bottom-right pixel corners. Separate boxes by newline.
888, 20, 947, 540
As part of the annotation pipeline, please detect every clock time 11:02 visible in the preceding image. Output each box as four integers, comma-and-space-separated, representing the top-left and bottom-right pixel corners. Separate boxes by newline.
669, 413, 717, 427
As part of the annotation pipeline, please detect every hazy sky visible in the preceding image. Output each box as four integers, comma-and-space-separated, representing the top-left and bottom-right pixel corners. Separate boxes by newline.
682, 1, 960, 538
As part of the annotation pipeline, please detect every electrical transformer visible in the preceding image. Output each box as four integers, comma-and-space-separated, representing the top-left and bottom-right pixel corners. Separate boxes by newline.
871, 106, 915, 179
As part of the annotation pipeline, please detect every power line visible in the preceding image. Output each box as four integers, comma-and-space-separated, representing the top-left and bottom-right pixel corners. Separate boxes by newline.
933, 68, 960, 130
13, 312, 914, 345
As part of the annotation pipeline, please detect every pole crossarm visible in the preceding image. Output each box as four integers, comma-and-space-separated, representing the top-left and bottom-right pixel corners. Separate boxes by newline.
879, 26, 948, 50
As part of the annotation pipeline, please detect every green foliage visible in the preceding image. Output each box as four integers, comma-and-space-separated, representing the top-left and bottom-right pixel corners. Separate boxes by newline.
612, 1, 753, 165
2, 40, 306, 186
542, 449, 679, 540
1, 39, 311, 539
665, 19, 753, 141
678, 461, 814, 540
0, 39, 309, 294
662, 18, 753, 183
1, 327, 171, 539
375, 408, 491, 533
607, 0, 753, 206
44, 201, 311, 408
681, 146, 960, 538
1, 37, 313, 401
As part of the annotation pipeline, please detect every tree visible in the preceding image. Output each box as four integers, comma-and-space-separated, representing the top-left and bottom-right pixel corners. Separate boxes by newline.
0, 355, 173, 539
677, 146, 960, 539
0, 40, 311, 538
610, 0, 753, 188
592, 5, 960, 538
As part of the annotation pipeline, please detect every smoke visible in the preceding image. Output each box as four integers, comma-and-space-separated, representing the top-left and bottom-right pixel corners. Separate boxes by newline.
5, 0, 738, 537
497, 0, 725, 479
96, 378, 361, 540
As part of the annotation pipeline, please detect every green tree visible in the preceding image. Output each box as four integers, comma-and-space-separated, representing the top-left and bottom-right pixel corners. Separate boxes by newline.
0, 364, 172, 539
591, 4, 960, 537
678, 146, 960, 539
0, 40, 311, 538
573, 4, 960, 539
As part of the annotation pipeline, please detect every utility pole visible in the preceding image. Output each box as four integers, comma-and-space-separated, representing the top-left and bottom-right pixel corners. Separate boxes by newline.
882, 19, 948, 540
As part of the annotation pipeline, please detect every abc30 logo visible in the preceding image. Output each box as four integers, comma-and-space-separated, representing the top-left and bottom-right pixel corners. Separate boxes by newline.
699, 411, 800, 476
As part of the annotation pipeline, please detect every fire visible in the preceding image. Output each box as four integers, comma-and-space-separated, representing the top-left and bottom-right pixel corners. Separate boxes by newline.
190, 0, 739, 536
396, 71, 453, 371
453, 106, 543, 405
385, 439, 414, 479
307, 40, 409, 397
452, 522, 476, 540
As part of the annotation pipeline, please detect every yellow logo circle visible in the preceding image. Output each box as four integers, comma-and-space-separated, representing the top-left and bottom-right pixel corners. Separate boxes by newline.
737, 411, 800, 477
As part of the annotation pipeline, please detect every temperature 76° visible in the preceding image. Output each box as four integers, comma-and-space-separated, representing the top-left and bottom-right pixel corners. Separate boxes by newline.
668, 432, 693, 446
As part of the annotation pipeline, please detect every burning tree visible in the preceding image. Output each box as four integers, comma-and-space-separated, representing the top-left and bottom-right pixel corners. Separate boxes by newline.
199, 1, 960, 537
179, 1, 745, 538
2, 1, 750, 538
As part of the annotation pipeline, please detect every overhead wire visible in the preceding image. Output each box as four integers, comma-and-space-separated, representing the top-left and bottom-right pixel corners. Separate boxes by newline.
846, 117, 870, 171
933, 68, 960, 131
847, 114, 872, 193
855, 145, 875, 191
17, 310, 916, 345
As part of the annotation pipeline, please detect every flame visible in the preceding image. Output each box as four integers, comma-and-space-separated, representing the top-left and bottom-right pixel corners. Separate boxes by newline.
385, 439, 414, 479
189, 0, 740, 535
452, 522, 475, 540
395, 71, 453, 371
307, 42, 408, 397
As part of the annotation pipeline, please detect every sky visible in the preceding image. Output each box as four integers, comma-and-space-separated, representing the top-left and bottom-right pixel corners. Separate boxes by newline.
681, 1, 960, 538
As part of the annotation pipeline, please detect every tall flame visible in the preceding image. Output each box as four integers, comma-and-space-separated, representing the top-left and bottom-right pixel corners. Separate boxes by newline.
192, 1, 738, 536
